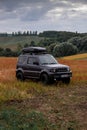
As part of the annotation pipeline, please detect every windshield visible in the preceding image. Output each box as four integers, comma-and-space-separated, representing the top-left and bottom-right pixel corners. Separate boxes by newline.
39, 54, 58, 65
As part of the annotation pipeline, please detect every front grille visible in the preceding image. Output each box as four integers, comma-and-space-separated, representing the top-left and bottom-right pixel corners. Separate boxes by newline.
56, 68, 67, 72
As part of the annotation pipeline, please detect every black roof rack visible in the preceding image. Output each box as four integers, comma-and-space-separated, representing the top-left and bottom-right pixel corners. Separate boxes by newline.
22, 47, 47, 55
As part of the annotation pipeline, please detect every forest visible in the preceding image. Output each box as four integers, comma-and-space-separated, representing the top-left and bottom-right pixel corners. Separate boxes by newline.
0, 31, 87, 57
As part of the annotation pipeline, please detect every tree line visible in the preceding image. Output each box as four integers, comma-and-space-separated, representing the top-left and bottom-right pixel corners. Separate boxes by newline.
0, 31, 37, 37
0, 31, 87, 57
38, 31, 87, 57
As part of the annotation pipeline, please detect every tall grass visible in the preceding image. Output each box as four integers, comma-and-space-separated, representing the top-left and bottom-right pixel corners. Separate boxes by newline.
62, 53, 87, 60
0, 56, 87, 102
0, 55, 87, 130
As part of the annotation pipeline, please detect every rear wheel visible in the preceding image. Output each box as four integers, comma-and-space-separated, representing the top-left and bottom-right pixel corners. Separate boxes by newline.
16, 72, 25, 81
41, 73, 49, 85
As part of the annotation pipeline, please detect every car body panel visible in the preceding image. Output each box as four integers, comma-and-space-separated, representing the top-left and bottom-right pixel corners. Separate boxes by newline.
16, 47, 72, 83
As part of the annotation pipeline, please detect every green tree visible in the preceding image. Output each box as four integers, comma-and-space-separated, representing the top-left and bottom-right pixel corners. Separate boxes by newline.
68, 37, 81, 48
24, 43, 29, 48
30, 41, 36, 46
17, 43, 23, 55
4, 48, 12, 56
68, 36, 87, 52
53, 43, 78, 57
80, 36, 87, 52
47, 43, 57, 54
0, 47, 4, 56
38, 38, 56, 47
18, 31, 22, 36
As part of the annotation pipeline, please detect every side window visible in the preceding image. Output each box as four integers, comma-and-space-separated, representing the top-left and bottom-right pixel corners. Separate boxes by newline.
27, 57, 37, 65
18, 56, 27, 64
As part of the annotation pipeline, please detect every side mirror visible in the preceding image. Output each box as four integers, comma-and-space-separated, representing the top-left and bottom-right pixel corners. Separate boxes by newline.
33, 62, 39, 65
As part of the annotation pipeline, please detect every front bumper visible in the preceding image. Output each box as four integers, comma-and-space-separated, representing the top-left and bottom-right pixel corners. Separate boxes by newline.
49, 71, 72, 80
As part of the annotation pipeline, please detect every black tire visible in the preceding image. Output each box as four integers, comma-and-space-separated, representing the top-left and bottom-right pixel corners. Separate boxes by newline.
41, 73, 49, 85
62, 77, 70, 84
16, 72, 25, 81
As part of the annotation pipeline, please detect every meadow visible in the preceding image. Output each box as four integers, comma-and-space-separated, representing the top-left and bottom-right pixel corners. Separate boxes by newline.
0, 54, 87, 130
0, 36, 43, 50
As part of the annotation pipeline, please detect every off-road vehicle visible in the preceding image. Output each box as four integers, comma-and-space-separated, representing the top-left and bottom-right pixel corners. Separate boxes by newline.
16, 47, 72, 84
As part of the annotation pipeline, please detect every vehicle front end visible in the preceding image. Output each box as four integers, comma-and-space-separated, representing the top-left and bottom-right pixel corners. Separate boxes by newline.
49, 65, 72, 80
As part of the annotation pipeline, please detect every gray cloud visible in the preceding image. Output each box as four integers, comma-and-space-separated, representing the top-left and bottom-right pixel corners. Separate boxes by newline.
0, 0, 50, 11
0, 0, 87, 32
0, 0, 87, 21
69, 0, 87, 4
0, 0, 51, 21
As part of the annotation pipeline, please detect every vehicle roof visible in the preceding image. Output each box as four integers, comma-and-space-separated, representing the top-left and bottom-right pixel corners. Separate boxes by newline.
19, 53, 49, 57
22, 47, 46, 54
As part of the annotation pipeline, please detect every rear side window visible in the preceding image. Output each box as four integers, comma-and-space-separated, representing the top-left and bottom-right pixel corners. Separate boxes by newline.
27, 57, 38, 65
18, 56, 27, 64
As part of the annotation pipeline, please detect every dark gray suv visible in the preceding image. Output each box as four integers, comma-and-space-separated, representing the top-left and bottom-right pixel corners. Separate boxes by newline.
16, 47, 72, 84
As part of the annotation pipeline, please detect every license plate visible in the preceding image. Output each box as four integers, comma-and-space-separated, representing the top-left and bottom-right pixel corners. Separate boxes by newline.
61, 75, 68, 78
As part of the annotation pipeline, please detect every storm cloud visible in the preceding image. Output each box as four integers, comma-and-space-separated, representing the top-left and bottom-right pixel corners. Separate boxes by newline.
0, 0, 87, 32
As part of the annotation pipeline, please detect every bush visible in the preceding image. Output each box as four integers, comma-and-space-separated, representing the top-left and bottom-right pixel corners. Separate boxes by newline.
47, 43, 57, 54
0, 47, 19, 57
68, 36, 87, 52
53, 42, 78, 57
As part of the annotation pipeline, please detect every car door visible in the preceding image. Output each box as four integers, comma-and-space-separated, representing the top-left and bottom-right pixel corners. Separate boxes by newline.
25, 56, 41, 78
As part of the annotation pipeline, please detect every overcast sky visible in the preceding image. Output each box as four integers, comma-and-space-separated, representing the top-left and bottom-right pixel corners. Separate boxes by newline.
0, 0, 87, 33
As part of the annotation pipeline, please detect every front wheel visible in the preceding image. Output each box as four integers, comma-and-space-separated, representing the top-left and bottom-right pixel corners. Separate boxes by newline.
40, 73, 49, 85
16, 72, 25, 81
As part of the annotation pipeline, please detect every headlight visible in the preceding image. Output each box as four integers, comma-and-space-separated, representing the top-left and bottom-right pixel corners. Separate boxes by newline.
50, 69, 56, 73
67, 67, 70, 71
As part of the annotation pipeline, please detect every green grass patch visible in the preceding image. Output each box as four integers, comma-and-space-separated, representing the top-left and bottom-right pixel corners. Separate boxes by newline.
0, 109, 57, 130
0, 36, 44, 50
0, 108, 79, 130
0, 80, 87, 130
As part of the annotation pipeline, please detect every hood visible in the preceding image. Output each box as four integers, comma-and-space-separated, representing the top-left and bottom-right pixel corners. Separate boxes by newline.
44, 63, 69, 68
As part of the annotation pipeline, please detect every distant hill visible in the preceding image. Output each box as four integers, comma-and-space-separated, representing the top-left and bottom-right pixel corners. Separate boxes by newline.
0, 36, 44, 50
0, 31, 87, 54
39, 31, 87, 42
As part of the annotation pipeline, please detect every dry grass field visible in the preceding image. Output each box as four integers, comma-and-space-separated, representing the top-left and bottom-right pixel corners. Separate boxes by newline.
0, 54, 87, 130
